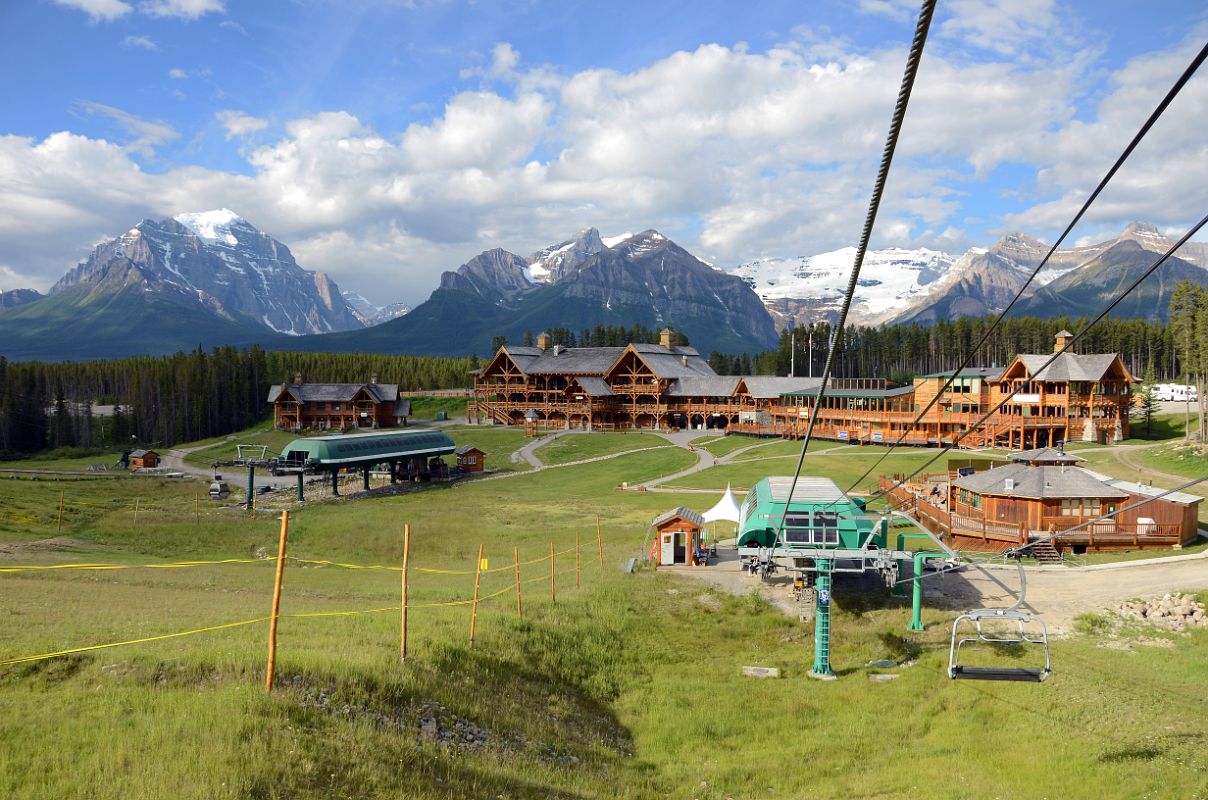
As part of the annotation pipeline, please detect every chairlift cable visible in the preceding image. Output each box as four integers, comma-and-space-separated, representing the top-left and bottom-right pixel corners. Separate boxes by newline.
859, 213, 1208, 519
829, 39, 1208, 508
772, 0, 937, 544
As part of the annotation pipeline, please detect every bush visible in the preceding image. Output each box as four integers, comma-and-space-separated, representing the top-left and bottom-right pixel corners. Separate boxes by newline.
1073, 612, 1111, 635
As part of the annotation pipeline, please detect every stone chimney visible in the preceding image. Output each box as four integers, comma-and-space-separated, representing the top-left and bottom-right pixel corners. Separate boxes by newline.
293, 372, 303, 386
536, 331, 551, 350
1054, 329, 1073, 353
681, 355, 688, 367
659, 328, 674, 349
370, 373, 378, 385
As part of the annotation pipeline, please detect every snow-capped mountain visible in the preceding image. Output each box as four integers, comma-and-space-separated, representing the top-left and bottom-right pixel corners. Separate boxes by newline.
51, 209, 361, 336
525, 227, 607, 283
342, 291, 411, 326
730, 247, 957, 327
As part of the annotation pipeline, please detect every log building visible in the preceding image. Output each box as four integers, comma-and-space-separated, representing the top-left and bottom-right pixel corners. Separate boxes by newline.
268, 374, 411, 432
470, 330, 1133, 448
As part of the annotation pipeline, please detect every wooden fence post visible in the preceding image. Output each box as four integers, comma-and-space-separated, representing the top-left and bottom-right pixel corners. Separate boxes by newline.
514, 546, 522, 619
133, 497, 140, 528
596, 514, 604, 570
194, 494, 200, 525
576, 531, 581, 589
57, 490, 64, 532
401, 523, 410, 662
550, 542, 556, 604
265, 510, 290, 692
469, 544, 484, 647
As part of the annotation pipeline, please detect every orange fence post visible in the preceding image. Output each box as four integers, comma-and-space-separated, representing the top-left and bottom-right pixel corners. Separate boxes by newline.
514, 546, 523, 619
576, 531, 581, 589
469, 544, 484, 647
265, 510, 290, 692
550, 542, 556, 604
401, 523, 410, 662
596, 514, 604, 570
57, 490, 64, 532
194, 494, 200, 525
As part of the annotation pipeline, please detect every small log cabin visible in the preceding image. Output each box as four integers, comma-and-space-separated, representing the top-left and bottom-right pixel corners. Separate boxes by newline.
268, 374, 411, 432
455, 445, 485, 473
650, 507, 705, 566
128, 449, 158, 470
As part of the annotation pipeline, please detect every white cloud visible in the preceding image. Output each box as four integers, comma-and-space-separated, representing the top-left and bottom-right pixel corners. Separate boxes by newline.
52, 0, 132, 22
4, 26, 1205, 306
121, 34, 158, 51
219, 19, 247, 35
856, 0, 917, 23
168, 67, 189, 79
72, 101, 179, 156
140, 0, 224, 20
216, 110, 268, 139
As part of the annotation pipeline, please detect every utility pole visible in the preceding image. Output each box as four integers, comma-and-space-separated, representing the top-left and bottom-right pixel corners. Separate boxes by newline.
790, 330, 795, 377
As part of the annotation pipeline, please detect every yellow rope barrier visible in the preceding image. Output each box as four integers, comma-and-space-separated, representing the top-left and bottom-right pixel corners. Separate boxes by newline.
0, 558, 267, 574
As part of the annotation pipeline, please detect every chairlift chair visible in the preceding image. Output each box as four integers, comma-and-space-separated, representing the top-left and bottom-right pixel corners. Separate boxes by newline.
948, 552, 1051, 683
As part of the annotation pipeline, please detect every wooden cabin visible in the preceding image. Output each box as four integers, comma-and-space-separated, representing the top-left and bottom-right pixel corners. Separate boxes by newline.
128, 449, 158, 471
455, 445, 486, 473
650, 507, 705, 566
949, 455, 1200, 552
267, 374, 409, 432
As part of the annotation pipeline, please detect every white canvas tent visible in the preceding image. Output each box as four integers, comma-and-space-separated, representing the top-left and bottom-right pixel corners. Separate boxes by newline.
703, 483, 741, 523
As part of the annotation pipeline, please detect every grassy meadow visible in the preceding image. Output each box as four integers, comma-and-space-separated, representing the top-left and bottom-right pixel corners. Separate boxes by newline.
2, 430, 1207, 798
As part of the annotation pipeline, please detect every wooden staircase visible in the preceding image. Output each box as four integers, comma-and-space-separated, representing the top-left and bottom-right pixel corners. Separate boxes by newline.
1029, 539, 1062, 564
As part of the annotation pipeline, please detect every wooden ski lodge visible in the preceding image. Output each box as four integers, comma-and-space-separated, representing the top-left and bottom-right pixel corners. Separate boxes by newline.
268, 374, 411, 432
470, 330, 1134, 448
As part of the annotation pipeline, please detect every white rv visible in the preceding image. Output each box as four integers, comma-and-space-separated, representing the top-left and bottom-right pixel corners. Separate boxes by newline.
1153, 383, 1199, 402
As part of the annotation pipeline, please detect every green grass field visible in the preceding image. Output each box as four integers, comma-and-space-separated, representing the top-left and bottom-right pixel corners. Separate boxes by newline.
405, 395, 469, 420
2, 433, 1207, 798
535, 432, 671, 465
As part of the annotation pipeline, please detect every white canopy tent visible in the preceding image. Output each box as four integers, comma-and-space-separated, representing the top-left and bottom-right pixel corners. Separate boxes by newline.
700, 484, 741, 543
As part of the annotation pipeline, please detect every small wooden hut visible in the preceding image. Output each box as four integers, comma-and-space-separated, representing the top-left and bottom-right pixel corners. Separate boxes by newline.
455, 445, 485, 473
650, 507, 705, 566
128, 449, 159, 470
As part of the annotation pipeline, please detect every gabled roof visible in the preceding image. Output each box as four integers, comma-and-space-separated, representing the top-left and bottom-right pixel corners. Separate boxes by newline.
129, 449, 155, 458
267, 383, 400, 403
742, 377, 825, 399
624, 345, 716, 379
526, 347, 627, 375
954, 463, 1128, 500
574, 376, 614, 397
1012, 353, 1126, 382
455, 445, 484, 455
652, 506, 705, 528
392, 399, 412, 417
1008, 447, 1084, 465
667, 376, 741, 397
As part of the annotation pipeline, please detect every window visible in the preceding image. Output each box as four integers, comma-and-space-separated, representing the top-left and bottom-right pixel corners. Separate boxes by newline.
958, 489, 982, 509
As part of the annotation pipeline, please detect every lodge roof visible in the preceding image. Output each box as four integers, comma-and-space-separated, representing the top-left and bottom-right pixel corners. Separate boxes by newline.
574, 377, 614, 397
1007, 447, 1085, 465
652, 506, 705, 529
1080, 470, 1204, 506
392, 399, 412, 417
129, 449, 155, 458
267, 382, 400, 404
954, 462, 1128, 500
1015, 352, 1121, 382
666, 376, 741, 397
743, 376, 826, 399
918, 367, 1005, 381
525, 347, 626, 375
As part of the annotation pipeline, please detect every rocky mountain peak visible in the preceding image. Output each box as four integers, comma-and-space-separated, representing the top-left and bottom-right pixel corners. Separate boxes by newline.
1117, 221, 1172, 252
987, 231, 1049, 270
48, 212, 361, 335
525, 227, 606, 283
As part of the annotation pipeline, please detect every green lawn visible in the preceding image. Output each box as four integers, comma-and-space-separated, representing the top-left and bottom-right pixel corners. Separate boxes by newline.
181, 426, 300, 468
2, 436, 1208, 798
405, 395, 469, 420
445, 425, 534, 473
535, 432, 671, 465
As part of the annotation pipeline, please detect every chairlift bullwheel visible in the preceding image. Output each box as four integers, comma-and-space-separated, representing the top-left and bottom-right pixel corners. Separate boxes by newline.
948, 552, 1051, 683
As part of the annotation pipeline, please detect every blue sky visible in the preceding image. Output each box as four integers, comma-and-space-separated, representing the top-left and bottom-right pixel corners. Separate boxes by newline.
1, 0, 1206, 306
